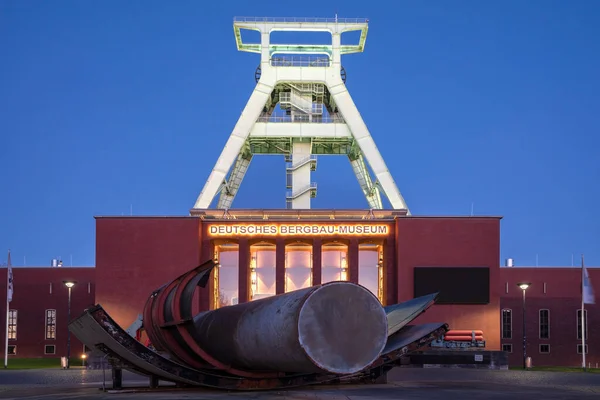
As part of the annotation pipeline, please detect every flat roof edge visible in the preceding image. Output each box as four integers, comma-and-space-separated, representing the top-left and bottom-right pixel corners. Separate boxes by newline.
95, 214, 503, 220
94, 216, 199, 219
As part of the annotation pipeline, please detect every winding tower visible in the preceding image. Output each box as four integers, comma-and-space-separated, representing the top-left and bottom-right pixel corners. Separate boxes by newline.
193, 17, 409, 213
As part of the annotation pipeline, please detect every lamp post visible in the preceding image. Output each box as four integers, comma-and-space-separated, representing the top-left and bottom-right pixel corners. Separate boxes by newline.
517, 282, 531, 369
63, 281, 76, 369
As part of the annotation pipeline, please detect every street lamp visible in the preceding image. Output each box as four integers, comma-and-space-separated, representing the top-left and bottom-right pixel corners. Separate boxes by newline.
517, 282, 531, 369
63, 281, 77, 369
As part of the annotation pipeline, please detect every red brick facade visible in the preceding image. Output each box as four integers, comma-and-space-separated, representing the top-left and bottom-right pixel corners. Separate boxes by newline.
499, 268, 600, 368
396, 217, 502, 350
95, 217, 203, 329
2, 213, 598, 368
0, 268, 95, 358
92, 216, 503, 338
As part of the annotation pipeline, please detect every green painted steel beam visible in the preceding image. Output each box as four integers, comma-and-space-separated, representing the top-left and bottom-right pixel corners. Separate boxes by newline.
234, 22, 368, 56
270, 45, 332, 57
233, 26, 261, 54
248, 137, 355, 155
342, 25, 369, 54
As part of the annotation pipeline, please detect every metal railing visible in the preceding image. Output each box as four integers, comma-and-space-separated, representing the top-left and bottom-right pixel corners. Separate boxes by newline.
271, 57, 331, 67
279, 92, 323, 115
279, 92, 293, 104
286, 155, 317, 171
286, 182, 318, 199
256, 113, 345, 123
234, 17, 368, 24
286, 83, 325, 94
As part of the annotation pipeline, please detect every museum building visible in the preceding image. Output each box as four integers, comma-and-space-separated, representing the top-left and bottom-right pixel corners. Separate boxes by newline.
0, 210, 598, 368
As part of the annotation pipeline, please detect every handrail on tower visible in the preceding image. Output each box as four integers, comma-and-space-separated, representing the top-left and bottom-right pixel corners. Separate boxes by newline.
233, 16, 369, 23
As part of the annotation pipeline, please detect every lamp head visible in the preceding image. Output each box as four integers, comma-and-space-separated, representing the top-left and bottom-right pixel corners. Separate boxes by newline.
517, 282, 531, 291
63, 281, 77, 289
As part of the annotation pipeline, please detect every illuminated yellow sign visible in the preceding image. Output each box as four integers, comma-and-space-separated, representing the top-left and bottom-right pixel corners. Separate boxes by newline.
207, 224, 390, 236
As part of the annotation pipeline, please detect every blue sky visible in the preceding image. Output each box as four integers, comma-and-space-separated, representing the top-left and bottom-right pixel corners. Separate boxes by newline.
1, 1, 599, 267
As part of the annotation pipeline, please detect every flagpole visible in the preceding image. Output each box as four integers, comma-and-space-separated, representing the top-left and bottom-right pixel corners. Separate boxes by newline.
4, 260, 8, 369
4, 249, 11, 369
581, 254, 586, 371
3, 295, 7, 369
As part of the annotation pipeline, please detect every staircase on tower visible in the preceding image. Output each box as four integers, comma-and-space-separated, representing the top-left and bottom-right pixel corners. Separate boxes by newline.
192, 16, 409, 213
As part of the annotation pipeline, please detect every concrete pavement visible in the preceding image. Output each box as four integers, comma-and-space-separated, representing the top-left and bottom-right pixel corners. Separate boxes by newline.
0, 367, 598, 399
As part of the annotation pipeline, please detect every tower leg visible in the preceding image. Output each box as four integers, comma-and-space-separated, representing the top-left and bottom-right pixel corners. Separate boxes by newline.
349, 153, 382, 209
217, 149, 253, 209
193, 81, 275, 209
327, 79, 410, 213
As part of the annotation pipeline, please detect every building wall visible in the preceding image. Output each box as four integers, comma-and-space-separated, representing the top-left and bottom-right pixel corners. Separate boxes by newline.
5, 215, 599, 367
499, 267, 600, 367
396, 217, 502, 350
95, 217, 203, 329
0, 267, 95, 359
93, 216, 503, 350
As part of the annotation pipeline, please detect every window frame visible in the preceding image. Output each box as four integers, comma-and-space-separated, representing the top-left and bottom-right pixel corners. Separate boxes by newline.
45, 309, 57, 340
502, 343, 512, 353
44, 344, 56, 355
539, 344, 550, 354
577, 309, 588, 340
7, 309, 17, 340
539, 309, 550, 339
501, 308, 512, 339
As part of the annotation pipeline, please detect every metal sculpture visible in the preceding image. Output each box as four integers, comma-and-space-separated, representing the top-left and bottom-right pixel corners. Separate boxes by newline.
69, 259, 447, 391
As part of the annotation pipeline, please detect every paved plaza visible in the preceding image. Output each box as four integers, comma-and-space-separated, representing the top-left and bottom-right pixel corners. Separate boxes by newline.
0, 367, 599, 399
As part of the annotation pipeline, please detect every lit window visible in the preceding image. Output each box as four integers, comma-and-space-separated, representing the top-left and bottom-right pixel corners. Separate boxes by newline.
284, 243, 313, 292
358, 244, 384, 302
250, 243, 276, 301
214, 244, 240, 308
321, 244, 348, 284
7, 310, 17, 340
46, 309, 57, 340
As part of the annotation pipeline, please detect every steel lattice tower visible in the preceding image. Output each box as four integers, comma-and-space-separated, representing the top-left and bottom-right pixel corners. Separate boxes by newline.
193, 17, 409, 213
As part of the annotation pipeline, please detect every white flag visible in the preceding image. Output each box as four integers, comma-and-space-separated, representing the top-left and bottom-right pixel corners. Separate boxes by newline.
6, 250, 13, 303
583, 265, 595, 305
